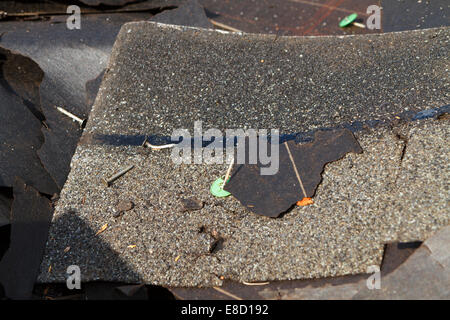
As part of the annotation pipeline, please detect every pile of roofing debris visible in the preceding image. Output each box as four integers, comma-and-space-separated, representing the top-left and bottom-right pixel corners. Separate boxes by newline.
0, 0, 448, 300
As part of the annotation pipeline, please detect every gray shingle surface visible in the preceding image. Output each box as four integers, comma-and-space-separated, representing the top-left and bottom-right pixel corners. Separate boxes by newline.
38, 23, 449, 286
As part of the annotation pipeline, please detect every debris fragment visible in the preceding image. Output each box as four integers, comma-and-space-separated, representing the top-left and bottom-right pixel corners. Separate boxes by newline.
116, 200, 134, 213
63, 246, 71, 253
297, 197, 314, 206
221, 157, 235, 189
103, 165, 134, 187
56, 106, 87, 128
213, 287, 243, 300
208, 229, 225, 254
210, 177, 231, 197
284, 141, 308, 199
127, 245, 136, 249
141, 136, 175, 150
211, 229, 219, 239
180, 197, 204, 212
209, 19, 242, 33
209, 238, 224, 254
339, 13, 365, 28
242, 281, 270, 286
95, 223, 108, 236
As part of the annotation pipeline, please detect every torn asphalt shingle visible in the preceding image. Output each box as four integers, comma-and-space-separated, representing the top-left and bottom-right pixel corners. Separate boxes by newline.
39, 118, 449, 287
85, 23, 449, 137
169, 240, 422, 299
354, 225, 450, 300
0, 178, 52, 299
225, 129, 363, 217
0, 14, 154, 189
38, 23, 449, 286
0, 47, 59, 195
259, 225, 449, 299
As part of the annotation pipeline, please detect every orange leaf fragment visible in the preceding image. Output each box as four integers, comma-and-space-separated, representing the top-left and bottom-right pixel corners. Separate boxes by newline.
296, 197, 314, 206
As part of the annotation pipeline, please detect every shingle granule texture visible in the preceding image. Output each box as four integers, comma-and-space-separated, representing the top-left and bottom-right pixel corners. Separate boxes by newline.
38, 23, 449, 286
85, 23, 448, 136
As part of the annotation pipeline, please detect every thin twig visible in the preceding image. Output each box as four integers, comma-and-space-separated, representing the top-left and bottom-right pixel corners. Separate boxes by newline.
288, 0, 368, 15
242, 281, 270, 286
2, 7, 160, 18
221, 156, 234, 188
213, 287, 243, 300
209, 19, 242, 33
284, 142, 307, 198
